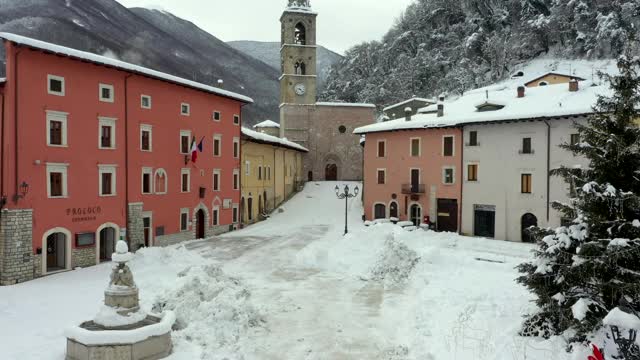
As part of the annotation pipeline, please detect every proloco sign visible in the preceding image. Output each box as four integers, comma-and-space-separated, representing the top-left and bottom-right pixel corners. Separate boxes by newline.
66, 206, 102, 222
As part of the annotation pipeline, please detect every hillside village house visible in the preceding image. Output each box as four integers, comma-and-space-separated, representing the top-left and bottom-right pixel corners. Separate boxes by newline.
240, 127, 306, 226
0, 33, 252, 285
357, 72, 607, 242
253, 119, 281, 137
382, 97, 435, 121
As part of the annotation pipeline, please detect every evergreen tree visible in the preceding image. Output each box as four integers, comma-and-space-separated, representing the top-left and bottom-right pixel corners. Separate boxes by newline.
517, 54, 640, 343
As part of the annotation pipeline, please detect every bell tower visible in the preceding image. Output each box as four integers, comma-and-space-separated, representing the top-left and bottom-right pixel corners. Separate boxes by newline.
279, 0, 317, 105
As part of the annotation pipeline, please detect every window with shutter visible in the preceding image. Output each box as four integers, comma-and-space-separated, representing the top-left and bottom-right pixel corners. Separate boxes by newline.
50, 121, 62, 145
411, 138, 420, 157
182, 173, 189, 192
181, 135, 190, 154
469, 131, 478, 146
101, 173, 112, 195
443, 136, 454, 156
101, 126, 111, 148
141, 130, 150, 151
377, 170, 385, 184
522, 138, 532, 154
50, 172, 63, 197
521, 174, 532, 193
377, 141, 386, 157
468, 164, 478, 181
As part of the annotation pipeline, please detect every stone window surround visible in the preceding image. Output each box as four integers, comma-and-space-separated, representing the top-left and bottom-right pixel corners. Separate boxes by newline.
213, 134, 223, 157
180, 102, 191, 116
47, 74, 65, 96
141, 167, 153, 194
442, 135, 455, 157
180, 208, 190, 231
98, 83, 114, 103
140, 124, 152, 152
377, 139, 386, 158
181, 168, 191, 193
46, 162, 69, 198
154, 168, 168, 195
212, 205, 220, 226
213, 111, 221, 122
372, 202, 387, 219
233, 137, 240, 158
180, 130, 192, 154
98, 164, 117, 197
376, 168, 386, 185
98, 116, 117, 150
233, 169, 240, 190
442, 166, 456, 185
213, 169, 221, 191
410, 137, 421, 157
233, 114, 240, 125
46, 110, 69, 147
232, 203, 239, 223
140, 94, 152, 109
41, 227, 72, 276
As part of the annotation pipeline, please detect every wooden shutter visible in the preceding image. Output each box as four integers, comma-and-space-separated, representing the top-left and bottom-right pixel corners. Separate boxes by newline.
444, 137, 453, 156
377, 170, 385, 184
182, 173, 188, 192
468, 164, 478, 181
411, 139, 420, 156
142, 131, 150, 150
214, 139, 220, 156
469, 131, 477, 146
378, 141, 385, 157
101, 126, 111, 148
521, 174, 532, 193
50, 172, 62, 197
214, 173, 219, 191
102, 173, 112, 195
143, 173, 150, 193
522, 138, 532, 154
50, 120, 62, 145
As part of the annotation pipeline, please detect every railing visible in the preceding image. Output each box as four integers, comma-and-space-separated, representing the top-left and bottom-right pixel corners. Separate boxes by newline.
401, 184, 426, 194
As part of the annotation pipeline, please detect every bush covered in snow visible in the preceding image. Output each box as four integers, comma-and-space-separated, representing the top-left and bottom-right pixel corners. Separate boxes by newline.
369, 234, 421, 286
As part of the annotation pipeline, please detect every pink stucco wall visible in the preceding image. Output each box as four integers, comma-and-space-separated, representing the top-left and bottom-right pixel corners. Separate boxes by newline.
363, 127, 463, 229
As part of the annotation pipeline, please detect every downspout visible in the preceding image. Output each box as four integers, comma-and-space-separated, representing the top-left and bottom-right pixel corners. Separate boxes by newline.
273, 146, 276, 208
544, 120, 551, 222
459, 126, 463, 234
124, 73, 133, 247
13, 47, 23, 204
1, 91, 4, 207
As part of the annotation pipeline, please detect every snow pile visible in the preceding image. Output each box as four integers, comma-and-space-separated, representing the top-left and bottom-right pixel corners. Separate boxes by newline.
368, 233, 421, 286
151, 265, 266, 358
93, 306, 147, 327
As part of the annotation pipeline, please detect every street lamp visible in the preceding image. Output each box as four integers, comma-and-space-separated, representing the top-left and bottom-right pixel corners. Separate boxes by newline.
335, 184, 359, 235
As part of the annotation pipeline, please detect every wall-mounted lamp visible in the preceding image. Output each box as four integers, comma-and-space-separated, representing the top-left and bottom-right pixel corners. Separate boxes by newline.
0, 195, 7, 209
12, 181, 29, 203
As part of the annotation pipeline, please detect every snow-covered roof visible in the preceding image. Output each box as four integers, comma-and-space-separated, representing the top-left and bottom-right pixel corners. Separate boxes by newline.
316, 102, 376, 108
253, 120, 280, 129
241, 127, 308, 152
417, 104, 438, 113
383, 97, 435, 112
0, 33, 253, 104
524, 72, 586, 87
354, 80, 610, 134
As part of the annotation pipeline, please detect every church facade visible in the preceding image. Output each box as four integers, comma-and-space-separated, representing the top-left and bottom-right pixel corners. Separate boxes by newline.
279, 1, 375, 181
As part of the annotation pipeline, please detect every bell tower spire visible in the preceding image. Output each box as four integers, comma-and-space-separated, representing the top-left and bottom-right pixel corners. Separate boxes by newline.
279, 1, 317, 105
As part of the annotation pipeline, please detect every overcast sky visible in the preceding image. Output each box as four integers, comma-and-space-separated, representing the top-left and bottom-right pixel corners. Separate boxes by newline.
114, 0, 414, 54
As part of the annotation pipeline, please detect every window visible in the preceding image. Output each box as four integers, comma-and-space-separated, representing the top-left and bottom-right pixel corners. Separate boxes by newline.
181, 169, 190, 193
570, 133, 580, 146
212, 206, 220, 226
180, 130, 191, 154
233, 169, 239, 190
233, 114, 240, 125
47, 75, 65, 96
467, 164, 478, 182
233, 137, 239, 158
469, 131, 478, 146
142, 167, 153, 194
46, 110, 68, 147
98, 117, 116, 149
443, 136, 454, 156
245, 161, 251, 176
521, 174, 532, 194
180, 208, 189, 231
443, 167, 455, 185
213, 135, 222, 157
268, 166, 271, 180
521, 137, 533, 154
213, 170, 221, 191
154, 169, 167, 194
99, 84, 114, 103
232, 204, 239, 223
99, 165, 117, 196
538, 81, 549, 86
213, 111, 221, 121
141, 95, 152, 109
46, 163, 68, 198
377, 169, 386, 184
257, 166, 262, 180
377, 140, 386, 157
339, 125, 346, 134
181, 103, 190, 116
141, 125, 152, 151
410, 138, 421, 157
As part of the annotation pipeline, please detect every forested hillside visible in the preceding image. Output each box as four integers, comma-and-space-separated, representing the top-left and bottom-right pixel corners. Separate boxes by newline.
320, 0, 640, 107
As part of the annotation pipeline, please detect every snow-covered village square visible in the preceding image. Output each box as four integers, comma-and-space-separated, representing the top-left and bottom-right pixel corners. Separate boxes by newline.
1, 0, 640, 359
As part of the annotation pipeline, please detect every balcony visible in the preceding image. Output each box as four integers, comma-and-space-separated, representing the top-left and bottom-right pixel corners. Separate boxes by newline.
401, 184, 425, 194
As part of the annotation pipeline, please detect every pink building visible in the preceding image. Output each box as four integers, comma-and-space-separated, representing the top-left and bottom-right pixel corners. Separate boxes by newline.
0, 33, 252, 285
355, 116, 462, 231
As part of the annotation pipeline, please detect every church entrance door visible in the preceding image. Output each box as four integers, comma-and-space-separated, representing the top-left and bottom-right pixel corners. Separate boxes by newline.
325, 164, 337, 181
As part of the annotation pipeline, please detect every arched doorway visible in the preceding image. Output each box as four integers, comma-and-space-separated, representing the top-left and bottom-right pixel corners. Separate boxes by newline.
258, 195, 263, 217
45, 231, 68, 272
99, 227, 117, 262
325, 164, 338, 181
410, 204, 422, 226
196, 209, 205, 239
389, 201, 399, 219
308, 171, 313, 182
374, 203, 386, 219
248, 197, 254, 221
263, 191, 268, 212
521, 213, 538, 243
240, 197, 245, 224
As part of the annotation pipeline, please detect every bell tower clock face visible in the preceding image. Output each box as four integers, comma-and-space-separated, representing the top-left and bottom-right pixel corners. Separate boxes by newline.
294, 83, 306, 96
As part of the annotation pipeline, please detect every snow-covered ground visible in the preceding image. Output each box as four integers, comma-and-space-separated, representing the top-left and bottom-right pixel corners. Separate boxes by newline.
0, 182, 581, 359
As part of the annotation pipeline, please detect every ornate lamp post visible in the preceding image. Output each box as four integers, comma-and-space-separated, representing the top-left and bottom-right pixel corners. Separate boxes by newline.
335, 184, 359, 235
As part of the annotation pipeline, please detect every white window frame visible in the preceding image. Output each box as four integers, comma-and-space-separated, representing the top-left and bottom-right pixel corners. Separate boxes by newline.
233, 137, 240, 158
213, 169, 221, 191
377, 139, 386, 158
233, 114, 240, 125
180, 208, 190, 231
442, 166, 456, 185
409, 168, 421, 184
154, 168, 168, 195
213, 134, 222, 157
213, 111, 221, 122
141, 94, 152, 109
142, 167, 153, 194
47, 74, 65, 96
410, 137, 421, 157
99, 83, 114, 103
46, 163, 69, 198
98, 164, 117, 197
180, 130, 192, 154
98, 116, 117, 150
46, 110, 69, 147
232, 204, 239, 223
245, 161, 251, 176
233, 169, 240, 190
181, 102, 191, 116
212, 205, 220, 226
181, 168, 191, 193
376, 168, 386, 185
140, 124, 152, 152
442, 135, 455, 157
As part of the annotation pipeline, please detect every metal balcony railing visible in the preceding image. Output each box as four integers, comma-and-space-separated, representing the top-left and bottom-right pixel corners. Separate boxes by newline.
401, 184, 426, 194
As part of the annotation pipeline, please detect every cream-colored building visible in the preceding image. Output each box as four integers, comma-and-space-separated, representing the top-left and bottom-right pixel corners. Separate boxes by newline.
240, 127, 306, 225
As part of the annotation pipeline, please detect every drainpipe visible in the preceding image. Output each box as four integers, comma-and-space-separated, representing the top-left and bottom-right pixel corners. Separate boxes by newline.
12, 47, 23, 204
124, 73, 133, 248
273, 147, 276, 208
1, 91, 4, 208
459, 126, 463, 234
544, 120, 551, 222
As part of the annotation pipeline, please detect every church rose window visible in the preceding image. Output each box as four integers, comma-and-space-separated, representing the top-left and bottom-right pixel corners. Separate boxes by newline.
339, 125, 346, 134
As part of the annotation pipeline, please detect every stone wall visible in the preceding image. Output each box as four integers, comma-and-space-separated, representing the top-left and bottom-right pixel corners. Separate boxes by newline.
72, 247, 96, 268
127, 203, 144, 251
0, 209, 34, 285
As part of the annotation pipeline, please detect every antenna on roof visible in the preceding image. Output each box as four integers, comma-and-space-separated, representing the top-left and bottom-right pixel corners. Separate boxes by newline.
485, 90, 489, 100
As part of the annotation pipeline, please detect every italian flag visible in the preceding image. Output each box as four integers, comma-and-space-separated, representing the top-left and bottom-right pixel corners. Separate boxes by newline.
191, 137, 203, 163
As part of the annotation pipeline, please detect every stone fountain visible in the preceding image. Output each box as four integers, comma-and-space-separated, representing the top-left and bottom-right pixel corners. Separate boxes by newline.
65, 240, 175, 360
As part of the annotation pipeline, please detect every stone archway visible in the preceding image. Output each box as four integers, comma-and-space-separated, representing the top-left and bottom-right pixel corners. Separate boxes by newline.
323, 154, 342, 181
42, 227, 72, 275
521, 213, 538, 243
96, 222, 120, 264
192, 203, 210, 240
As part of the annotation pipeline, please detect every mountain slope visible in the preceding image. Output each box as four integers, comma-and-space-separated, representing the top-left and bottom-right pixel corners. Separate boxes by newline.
0, 0, 279, 124
227, 40, 343, 89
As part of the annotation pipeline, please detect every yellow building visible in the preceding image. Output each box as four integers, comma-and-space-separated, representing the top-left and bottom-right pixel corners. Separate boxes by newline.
524, 72, 586, 87
240, 127, 307, 225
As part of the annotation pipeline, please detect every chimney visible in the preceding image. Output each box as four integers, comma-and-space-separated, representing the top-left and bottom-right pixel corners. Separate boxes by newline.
437, 102, 444, 117
569, 78, 579, 92
217, 79, 224, 88
405, 107, 412, 121
517, 86, 525, 98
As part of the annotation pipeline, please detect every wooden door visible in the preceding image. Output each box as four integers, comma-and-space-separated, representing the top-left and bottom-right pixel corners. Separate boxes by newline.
325, 164, 337, 181
437, 199, 458, 232
374, 204, 386, 219
196, 210, 205, 239
143, 217, 151, 247
410, 205, 422, 226
411, 169, 420, 192
46, 234, 58, 269
390, 202, 398, 218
